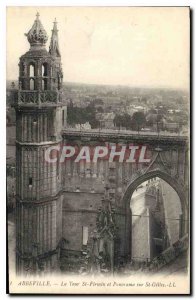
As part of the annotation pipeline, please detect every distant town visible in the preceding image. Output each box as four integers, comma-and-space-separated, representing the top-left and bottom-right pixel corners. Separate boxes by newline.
7, 80, 189, 134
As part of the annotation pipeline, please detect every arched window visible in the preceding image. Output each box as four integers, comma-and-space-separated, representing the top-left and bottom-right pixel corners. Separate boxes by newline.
58, 74, 61, 90
82, 227, 88, 245
62, 109, 65, 126
42, 79, 47, 90
42, 63, 48, 76
21, 63, 25, 76
30, 78, 35, 90
29, 63, 35, 77
21, 80, 25, 90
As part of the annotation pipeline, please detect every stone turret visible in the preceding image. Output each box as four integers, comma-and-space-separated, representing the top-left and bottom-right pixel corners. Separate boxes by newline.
15, 13, 66, 275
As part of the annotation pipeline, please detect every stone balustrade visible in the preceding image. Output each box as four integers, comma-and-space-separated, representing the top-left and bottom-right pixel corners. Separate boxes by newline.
17, 90, 61, 105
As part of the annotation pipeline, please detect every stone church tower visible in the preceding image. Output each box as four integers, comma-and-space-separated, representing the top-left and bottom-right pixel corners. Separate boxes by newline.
15, 13, 65, 274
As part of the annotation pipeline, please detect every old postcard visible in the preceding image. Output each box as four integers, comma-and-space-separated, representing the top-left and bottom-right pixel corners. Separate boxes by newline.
7, 6, 190, 294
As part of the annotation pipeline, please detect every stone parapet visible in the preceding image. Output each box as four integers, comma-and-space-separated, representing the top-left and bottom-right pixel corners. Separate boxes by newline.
16, 90, 62, 106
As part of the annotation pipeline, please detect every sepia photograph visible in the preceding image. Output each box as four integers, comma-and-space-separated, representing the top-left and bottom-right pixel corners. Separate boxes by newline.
6, 6, 190, 294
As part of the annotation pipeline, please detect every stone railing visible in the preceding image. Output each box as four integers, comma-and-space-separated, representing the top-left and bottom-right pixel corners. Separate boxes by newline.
17, 90, 61, 105
62, 128, 188, 145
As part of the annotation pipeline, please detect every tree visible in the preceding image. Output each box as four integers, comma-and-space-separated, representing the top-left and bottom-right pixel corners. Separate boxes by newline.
113, 113, 132, 130
67, 103, 99, 128
89, 119, 99, 129
131, 112, 146, 131
97, 106, 104, 113
113, 114, 121, 129
123, 113, 132, 129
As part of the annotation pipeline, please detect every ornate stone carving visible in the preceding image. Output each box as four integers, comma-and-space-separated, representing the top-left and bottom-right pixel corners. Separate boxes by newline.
25, 13, 48, 46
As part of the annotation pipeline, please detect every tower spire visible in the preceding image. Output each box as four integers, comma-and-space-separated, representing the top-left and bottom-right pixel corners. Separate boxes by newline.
49, 18, 61, 57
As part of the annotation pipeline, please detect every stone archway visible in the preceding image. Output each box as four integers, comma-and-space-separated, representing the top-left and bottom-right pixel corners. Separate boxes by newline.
121, 169, 188, 258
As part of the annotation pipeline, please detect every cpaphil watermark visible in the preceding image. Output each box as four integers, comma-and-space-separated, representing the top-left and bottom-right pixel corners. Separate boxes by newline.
45, 144, 151, 164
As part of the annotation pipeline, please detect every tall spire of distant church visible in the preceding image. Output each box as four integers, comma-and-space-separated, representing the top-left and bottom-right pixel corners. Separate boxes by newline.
49, 18, 61, 57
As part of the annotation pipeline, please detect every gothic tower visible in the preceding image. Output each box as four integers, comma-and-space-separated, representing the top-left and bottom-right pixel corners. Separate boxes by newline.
15, 13, 65, 274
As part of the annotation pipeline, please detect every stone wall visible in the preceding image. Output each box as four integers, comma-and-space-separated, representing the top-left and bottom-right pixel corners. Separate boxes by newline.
132, 208, 150, 262
62, 192, 102, 251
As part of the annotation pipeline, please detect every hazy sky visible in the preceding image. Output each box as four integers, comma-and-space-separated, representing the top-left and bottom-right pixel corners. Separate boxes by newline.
7, 7, 189, 89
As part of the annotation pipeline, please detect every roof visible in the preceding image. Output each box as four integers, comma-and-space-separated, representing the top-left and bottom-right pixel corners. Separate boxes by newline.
25, 13, 48, 47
